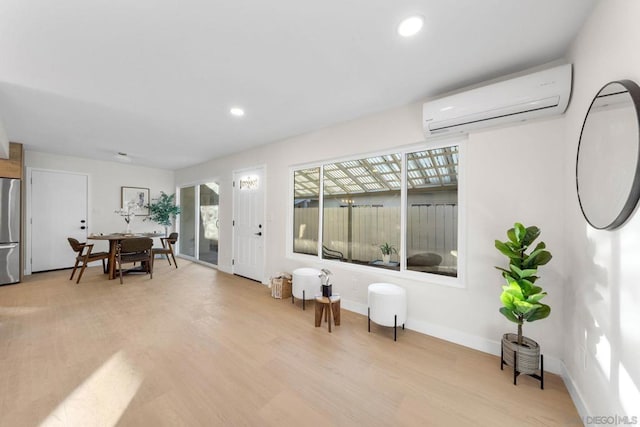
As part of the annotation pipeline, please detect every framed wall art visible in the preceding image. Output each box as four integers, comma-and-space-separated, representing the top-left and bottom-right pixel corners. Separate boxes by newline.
121, 186, 150, 216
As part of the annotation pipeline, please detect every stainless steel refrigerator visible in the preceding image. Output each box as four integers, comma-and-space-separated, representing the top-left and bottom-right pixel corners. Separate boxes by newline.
0, 178, 20, 285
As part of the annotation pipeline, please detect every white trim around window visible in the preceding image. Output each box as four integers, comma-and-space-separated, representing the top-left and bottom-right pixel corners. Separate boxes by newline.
287, 136, 467, 288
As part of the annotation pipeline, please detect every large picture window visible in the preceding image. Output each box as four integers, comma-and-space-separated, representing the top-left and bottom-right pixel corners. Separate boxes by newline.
291, 142, 460, 280
406, 147, 458, 277
323, 154, 401, 270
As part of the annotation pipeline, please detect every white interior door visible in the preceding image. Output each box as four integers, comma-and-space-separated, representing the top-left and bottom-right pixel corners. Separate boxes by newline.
30, 170, 88, 272
232, 167, 265, 282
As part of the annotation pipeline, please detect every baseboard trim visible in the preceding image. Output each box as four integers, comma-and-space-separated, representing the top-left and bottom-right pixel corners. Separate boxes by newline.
218, 265, 233, 275
561, 363, 589, 423
340, 298, 564, 375
340, 299, 368, 316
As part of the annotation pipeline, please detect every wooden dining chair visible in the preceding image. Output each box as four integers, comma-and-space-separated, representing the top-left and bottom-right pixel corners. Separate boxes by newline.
116, 237, 154, 284
153, 232, 179, 268
67, 238, 109, 284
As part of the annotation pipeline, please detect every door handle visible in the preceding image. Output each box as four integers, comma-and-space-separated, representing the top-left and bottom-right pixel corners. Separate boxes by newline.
0, 243, 17, 249
254, 232, 262, 236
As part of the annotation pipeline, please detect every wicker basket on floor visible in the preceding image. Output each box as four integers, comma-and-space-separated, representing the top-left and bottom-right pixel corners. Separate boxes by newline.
270, 276, 292, 299
502, 333, 540, 375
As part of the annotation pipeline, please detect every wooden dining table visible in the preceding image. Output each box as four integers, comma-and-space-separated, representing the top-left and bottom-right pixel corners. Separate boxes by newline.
88, 232, 164, 279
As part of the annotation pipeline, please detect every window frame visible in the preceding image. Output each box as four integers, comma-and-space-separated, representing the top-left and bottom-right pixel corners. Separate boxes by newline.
287, 136, 466, 288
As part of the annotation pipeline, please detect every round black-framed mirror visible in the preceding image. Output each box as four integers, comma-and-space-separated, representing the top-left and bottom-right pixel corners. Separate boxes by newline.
576, 80, 640, 230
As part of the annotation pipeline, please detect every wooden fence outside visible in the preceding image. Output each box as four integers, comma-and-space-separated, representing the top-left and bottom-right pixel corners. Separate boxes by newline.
294, 204, 457, 265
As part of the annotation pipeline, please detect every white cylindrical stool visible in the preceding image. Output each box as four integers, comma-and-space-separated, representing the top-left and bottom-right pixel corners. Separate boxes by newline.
368, 283, 407, 341
292, 268, 321, 310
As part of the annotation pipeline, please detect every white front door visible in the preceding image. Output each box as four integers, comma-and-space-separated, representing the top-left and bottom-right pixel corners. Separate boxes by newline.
30, 169, 88, 272
232, 167, 265, 282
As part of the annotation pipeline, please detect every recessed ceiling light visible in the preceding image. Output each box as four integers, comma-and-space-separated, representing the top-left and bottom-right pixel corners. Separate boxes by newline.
397, 15, 424, 37
230, 107, 245, 117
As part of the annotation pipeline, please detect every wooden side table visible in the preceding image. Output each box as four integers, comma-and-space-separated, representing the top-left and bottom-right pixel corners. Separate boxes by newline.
315, 295, 341, 332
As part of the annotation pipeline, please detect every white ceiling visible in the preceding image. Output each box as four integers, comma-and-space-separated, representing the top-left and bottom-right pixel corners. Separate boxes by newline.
0, 0, 597, 170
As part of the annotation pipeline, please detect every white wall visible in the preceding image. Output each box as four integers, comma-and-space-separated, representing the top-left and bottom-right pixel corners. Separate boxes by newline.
175, 4, 640, 418
563, 0, 640, 420
25, 150, 175, 253
176, 102, 568, 371
465, 118, 566, 360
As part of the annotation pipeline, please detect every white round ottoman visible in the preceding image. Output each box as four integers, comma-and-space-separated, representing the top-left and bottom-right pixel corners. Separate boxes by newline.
368, 283, 407, 341
292, 267, 321, 310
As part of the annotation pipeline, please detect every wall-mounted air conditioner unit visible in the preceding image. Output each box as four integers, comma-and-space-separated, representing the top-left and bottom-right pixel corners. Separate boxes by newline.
423, 64, 572, 137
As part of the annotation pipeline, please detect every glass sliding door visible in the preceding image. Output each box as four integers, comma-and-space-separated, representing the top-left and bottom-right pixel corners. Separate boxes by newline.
178, 182, 219, 265
179, 186, 196, 257
198, 183, 219, 264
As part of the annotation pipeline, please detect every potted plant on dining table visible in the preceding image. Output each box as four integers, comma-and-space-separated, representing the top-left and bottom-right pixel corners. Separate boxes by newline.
114, 200, 139, 233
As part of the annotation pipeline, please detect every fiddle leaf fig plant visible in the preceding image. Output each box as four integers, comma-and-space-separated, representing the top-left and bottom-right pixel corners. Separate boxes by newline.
144, 192, 181, 235
495, 223, 552, 346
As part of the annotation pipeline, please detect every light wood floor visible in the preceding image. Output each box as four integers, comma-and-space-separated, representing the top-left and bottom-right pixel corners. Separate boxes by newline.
0, 261, 581, 426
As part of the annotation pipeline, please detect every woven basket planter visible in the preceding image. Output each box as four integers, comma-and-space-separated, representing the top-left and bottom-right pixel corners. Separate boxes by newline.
502, 333, 540, 375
